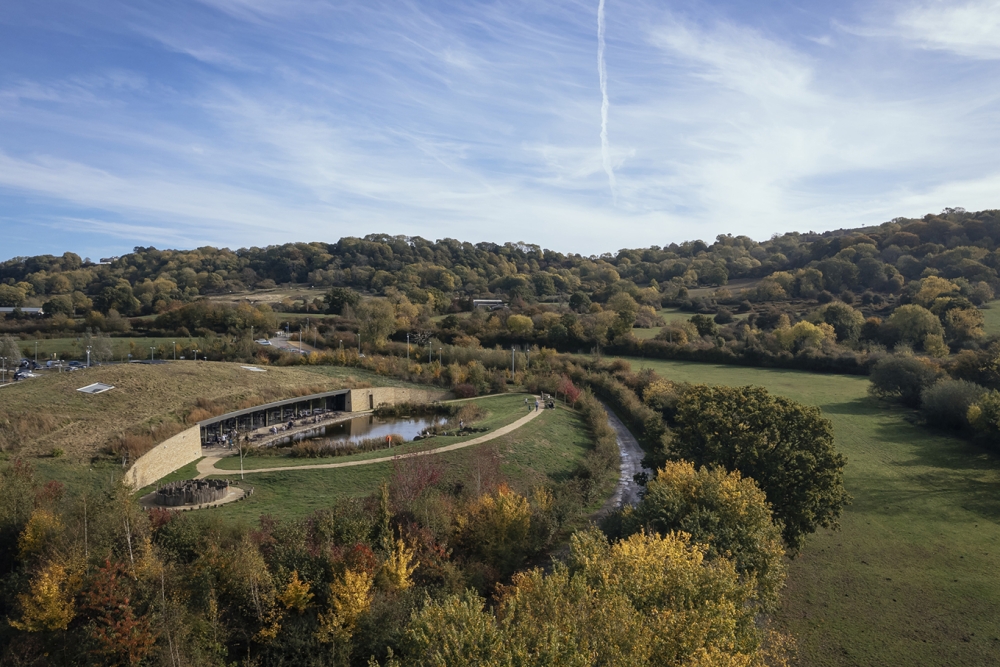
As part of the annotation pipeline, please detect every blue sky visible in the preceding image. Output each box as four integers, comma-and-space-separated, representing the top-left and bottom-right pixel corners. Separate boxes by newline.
2, 0, 999, 260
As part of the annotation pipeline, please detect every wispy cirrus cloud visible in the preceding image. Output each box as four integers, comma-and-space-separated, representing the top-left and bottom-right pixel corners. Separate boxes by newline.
1, 0, 999, 261
894, 0, 1000, 60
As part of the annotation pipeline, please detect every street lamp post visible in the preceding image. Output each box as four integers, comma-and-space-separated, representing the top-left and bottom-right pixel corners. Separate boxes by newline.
86, 346, 91, 368
193, 349, 200, 362
1, 357, 6, 384
34, 341, 38, 364
172, 341, 176, 361
149, 347, 155, 361
406, 333, 410, 360
511, 345, 516, 375
299, 326, 303, 353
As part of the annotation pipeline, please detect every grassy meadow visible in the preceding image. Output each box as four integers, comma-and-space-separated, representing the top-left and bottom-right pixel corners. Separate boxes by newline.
201, 399, 597, 523
623, 357, 1000, 667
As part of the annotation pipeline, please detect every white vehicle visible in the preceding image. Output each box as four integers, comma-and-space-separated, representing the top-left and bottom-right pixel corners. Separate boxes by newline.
256, 339, 271, 345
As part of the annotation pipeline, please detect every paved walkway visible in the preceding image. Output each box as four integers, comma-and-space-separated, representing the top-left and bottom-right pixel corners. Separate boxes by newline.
196, 396, 543, 478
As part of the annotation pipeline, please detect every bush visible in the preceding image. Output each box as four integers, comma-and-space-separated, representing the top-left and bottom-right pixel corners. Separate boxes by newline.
713, 309, 734, 324
921, 380, 987, 429
453, 383, 478, 399
869, 355, 942, 407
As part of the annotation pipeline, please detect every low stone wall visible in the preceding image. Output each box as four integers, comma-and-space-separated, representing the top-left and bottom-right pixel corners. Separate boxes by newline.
346, 387, 450, 412
126, 425, 202, 490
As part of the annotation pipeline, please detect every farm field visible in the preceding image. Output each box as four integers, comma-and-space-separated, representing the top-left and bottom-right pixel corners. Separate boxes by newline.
201, 400, 598, 523
623, 357, 1000, 667
213, 393, 534, 470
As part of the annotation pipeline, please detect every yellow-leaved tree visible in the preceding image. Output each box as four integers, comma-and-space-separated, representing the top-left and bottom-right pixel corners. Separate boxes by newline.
17, 508, 62, 561
381, 539, 418, 591
403, 528, 790, 667
316, 568, 374, 643
277, 570, 313, 614
10, 561, 76, 632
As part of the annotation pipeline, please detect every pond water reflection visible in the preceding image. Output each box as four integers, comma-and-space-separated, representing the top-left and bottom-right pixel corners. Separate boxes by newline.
271, 414, 446, 448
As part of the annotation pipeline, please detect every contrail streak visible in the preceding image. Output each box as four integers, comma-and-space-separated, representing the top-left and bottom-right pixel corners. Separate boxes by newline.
598, 0, 616, 199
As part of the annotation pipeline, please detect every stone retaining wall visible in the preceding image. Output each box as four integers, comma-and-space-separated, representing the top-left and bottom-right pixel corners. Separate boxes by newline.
346, 387, 450, 412
126, 425, 202, 490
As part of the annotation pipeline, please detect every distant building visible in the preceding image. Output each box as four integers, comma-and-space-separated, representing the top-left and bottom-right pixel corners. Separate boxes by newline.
472, 299, 505, 311
98, 256, 119, 265
0, 307, 44, 316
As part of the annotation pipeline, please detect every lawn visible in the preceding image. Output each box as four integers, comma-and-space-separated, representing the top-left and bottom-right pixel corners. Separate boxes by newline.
202, 401, 597, 523
213, 394, 534, 471
622, 357, 1000, 667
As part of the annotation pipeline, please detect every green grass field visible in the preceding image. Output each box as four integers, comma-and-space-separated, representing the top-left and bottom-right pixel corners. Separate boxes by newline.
981, 302, 1000, 337
202, 401, 596, 523
622, 357, 1000, 667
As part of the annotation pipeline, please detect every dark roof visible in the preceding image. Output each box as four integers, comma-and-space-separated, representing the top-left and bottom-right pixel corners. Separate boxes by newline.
198, 389, 350, 427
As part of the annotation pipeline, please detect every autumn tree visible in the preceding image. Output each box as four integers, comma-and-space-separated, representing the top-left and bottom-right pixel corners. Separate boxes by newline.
325, 286, 361, 315
10, 561, 77, 632
357, 298, 397, 347
618, 461, 787, 611
83, 559, 157, 666
669, 385, 849, 553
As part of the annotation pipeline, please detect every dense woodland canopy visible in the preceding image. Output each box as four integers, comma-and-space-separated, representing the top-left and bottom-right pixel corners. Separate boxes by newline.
3, 207, 1000, 316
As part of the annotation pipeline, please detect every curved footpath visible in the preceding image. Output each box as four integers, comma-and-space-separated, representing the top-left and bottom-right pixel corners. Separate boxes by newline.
196, 396, 543, 478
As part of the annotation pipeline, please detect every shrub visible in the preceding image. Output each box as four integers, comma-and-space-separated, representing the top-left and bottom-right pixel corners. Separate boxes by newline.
868, 355, 942, 407
713, 309, 734, 324
453, 383, 477, 399
921, 380, 987, 429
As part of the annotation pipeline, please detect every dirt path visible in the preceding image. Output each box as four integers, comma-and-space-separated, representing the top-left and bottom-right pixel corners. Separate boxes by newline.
196, 397, 543, 478
598, 400, 651, 513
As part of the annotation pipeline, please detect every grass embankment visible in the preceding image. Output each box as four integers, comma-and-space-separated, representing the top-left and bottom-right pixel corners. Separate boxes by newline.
204, 397, 597, 523
213, 394, 534, 471
0, 362, 415, 460
625, 357, 1000, 667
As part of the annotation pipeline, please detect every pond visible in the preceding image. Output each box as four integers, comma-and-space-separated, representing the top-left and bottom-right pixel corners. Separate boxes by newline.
270, 414, 446, 448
